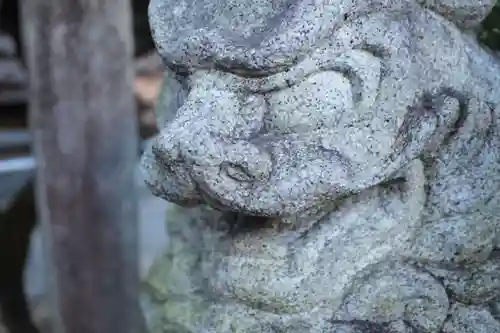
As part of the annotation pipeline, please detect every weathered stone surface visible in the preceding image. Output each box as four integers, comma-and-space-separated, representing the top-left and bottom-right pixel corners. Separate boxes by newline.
142, 0, 500, 332
442, 303, 500, 333
425, 258, 500, 305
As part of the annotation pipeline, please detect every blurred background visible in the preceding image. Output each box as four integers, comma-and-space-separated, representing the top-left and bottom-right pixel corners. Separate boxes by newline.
0, 0, 499, 332
0, 1, 165, 332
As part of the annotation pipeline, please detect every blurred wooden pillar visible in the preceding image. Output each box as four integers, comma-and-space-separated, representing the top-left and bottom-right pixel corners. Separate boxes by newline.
19, 1, 145, 332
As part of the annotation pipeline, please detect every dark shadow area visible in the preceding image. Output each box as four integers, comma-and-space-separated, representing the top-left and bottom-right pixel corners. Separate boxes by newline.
480, 2, 500, 51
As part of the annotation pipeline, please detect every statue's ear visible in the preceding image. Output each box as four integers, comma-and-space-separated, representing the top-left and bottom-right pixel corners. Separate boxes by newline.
154, 68, 189, 128
418, 0, 496, 29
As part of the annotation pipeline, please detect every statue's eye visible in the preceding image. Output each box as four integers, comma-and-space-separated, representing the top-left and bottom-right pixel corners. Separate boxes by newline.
260, 49, 383, 135
324, 49, 382, 111
263, 71, 353, 134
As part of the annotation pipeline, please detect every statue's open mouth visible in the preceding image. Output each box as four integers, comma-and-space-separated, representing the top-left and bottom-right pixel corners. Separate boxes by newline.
221, 212, 277, 235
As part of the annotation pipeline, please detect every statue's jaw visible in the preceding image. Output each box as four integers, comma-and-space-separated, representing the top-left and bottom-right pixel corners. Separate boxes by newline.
142, 151, 352, 222
142, 136, 414, 232
141, 147, 336, 239
142, 142, 423, 248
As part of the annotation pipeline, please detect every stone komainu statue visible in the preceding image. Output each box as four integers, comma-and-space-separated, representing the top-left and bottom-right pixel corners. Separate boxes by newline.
141, 0, 500, 332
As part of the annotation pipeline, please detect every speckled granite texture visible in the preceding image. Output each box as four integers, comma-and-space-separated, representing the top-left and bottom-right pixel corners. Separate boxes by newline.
141, 0, 500, 332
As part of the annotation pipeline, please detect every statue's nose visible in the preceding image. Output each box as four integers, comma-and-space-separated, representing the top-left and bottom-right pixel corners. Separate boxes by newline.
217, 141, 272, 183
151, 77, 271, 183
151, 130, 182, 167
152, 126, 272, 183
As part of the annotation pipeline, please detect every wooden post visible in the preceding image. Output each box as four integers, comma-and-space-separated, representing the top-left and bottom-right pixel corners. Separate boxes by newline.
19, 1, 145, 332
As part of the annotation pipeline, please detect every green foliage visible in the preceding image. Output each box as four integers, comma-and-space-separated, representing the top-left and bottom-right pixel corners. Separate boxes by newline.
479, 1, 500, 50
